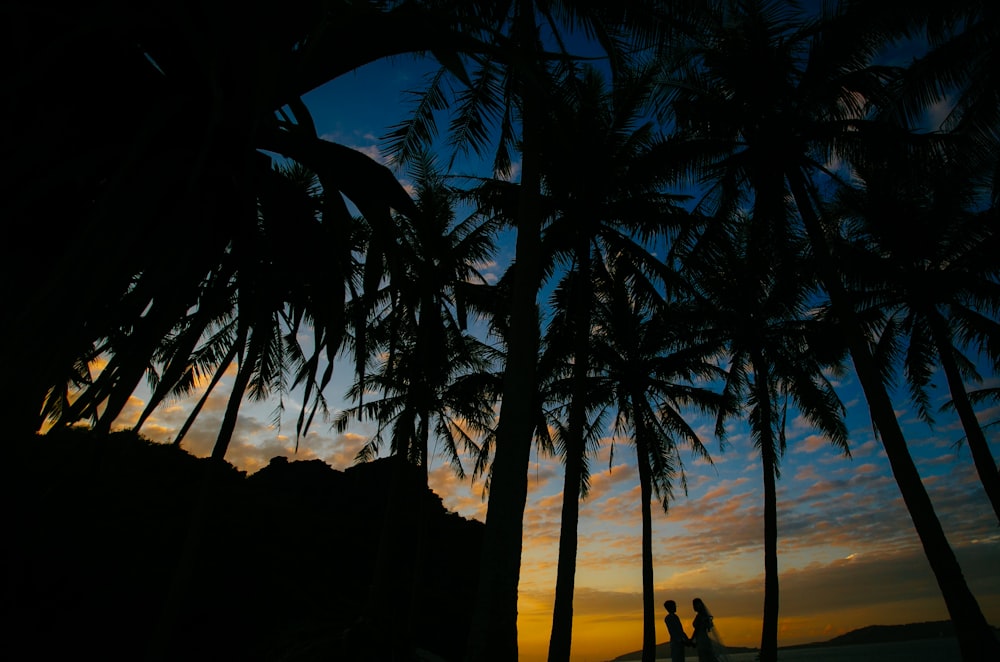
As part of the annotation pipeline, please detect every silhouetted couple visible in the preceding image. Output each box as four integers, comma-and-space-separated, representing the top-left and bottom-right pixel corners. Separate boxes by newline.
663, 597, 723, 662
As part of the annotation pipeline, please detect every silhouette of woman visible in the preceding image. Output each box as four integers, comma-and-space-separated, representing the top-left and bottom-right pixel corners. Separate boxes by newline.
691, 597, 728, 662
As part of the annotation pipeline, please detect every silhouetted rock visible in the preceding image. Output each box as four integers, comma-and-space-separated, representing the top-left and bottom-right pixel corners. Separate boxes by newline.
824, 621, 958, 645
2, 429, 483, 661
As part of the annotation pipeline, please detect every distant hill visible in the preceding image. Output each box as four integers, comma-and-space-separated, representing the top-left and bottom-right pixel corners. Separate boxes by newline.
608, 620, 999, 661
608, 642, 756, 660
823, 620, 958, 646
2, 428, 484, 662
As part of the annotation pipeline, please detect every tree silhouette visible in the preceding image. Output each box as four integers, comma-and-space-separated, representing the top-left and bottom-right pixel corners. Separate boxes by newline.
333, 152, 500, 655
834, 138, 1000, 525
533, 60, 694, 662
678, 216, 850, 662
591, 254, 727, 662
659, 1, 999, 657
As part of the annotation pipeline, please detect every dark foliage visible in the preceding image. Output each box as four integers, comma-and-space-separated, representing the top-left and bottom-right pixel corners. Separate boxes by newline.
2, 429, 482, 661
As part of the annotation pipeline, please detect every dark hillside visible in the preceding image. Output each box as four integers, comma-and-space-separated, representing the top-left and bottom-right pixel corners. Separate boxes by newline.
824, 621, 959, 646
2, 428, 482, 661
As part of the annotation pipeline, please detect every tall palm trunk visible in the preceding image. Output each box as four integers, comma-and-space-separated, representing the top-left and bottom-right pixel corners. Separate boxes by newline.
548, 251, 593, 662
95, 294, 199, 434
466, 5, 544, 659
789, 173, 1000, 661
926, 309, 1000, 524
134, 321, 208, 433
416, 296, 437, 488
135, 273, 235, 434
632, 398, 657, 662
211, 327, 263, 462
753, 357, 780, 662
547, 406, 585, 662
171, 336, 241, 448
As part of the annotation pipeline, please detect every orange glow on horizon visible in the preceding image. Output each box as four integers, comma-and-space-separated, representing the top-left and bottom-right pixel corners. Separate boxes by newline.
514, 599, 974, 662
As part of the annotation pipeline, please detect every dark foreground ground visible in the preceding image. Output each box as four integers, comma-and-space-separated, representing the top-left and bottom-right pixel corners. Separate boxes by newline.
2, 429, 483, 661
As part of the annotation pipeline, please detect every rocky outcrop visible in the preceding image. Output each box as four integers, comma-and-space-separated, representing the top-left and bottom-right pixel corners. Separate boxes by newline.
3, 429, 483, 661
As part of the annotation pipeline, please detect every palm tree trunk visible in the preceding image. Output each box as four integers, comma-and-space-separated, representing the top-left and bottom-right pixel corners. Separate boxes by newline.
466, 5, 544, 657
55, 351, 122, 428
547, 428, 583, 662
134, 330, 203, 433
96, 302, 190, 434
94, 345, 158, 435
9, 370, 48, 436
843, 328, 998, 661
171, 336, 240, 448
927, 310, 1000, 524
755, 358, 780, 662
211, 328, 261, 461
548, 254, 593, 662
633, 408, 657, 662
465, 303, 539, 662
789, 172, 1000, 661
134, 304, 225, 433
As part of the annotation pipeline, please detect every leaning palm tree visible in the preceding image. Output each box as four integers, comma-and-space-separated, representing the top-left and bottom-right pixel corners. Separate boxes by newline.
211, 157, 379, 463
659, 2, 999, 657
833, 140, 1000, 524
48, 158, 348, 461
6, 0, 474, 441
590, 254, 727, 662
131, 264, 239, 436
678, 217, 850, 662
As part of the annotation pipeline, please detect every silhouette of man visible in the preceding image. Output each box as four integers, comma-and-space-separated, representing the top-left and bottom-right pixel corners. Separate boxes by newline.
663, 599, 692, 662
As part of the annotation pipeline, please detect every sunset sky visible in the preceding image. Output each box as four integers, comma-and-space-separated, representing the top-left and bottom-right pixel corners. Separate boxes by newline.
117, 46, 1000, 662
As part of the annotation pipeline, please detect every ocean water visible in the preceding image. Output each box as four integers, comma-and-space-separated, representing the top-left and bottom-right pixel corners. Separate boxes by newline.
655, 638, 962, 662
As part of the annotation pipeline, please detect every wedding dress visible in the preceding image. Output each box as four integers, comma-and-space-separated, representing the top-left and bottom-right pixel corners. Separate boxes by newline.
693, 609, 730, 662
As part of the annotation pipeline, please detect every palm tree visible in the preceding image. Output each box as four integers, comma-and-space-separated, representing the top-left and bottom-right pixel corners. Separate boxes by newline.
337, 152, 500, 483
537, 276, 611, 661
589, 254, 727, 662
527, 60, 694, 662
678, 217, 850, 662
49, 272, 212, 435
833, 140, 1000, 525
862, 0, 1000, 160
47, 158, 349, 461
659, 2, 1000, 658
332, 152, 501, 657
5, 0, 485, 442
131, 265, 239, 436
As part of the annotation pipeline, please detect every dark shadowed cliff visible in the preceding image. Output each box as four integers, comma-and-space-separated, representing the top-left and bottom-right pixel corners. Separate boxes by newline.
2, 428, 483, 661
